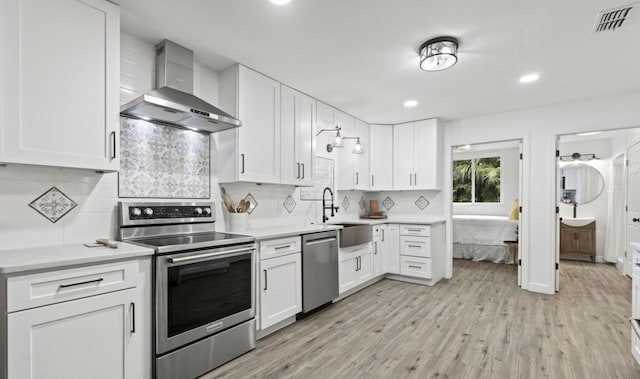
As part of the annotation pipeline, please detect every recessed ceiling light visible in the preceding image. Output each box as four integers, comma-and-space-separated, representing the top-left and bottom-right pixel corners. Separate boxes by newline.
403, 100, 418, 108
270, 0, 290, 5
519, 73, 540, 83
576, 131, 603, 136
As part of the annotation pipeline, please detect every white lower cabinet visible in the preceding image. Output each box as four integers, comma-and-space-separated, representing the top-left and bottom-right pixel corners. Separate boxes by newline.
259, 253, 302, 330
400, 255, 432, 279
339, 243, 373, 294
381, 224, 400, 274
398, 223, 445, 283
4, 258, 150, 379
372, 227, 382, 277
8, 288, 139, 379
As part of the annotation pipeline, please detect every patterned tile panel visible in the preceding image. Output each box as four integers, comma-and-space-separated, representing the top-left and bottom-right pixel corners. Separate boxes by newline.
359, 197, 366, 210
415, 196, 430, 211
381, 196, 395, 210
119, 118, 210, 198
300, 157, 334, 201
29, 187, 77, 223
283, 195, 297, 213
244, 193, 258, 215
341, 196, 350, 211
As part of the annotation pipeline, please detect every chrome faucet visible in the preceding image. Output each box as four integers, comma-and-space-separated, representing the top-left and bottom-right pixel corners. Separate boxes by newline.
322, 187, 339, 223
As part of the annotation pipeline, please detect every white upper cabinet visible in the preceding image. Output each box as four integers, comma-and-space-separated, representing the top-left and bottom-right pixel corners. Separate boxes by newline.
0, 0, 120, 171
393, 119, 442, 190
218, 65, 281, 184
335, 111, 356, 190
353, 119, 370, 190
280, 85, 315, 186
369, 124, 393, 190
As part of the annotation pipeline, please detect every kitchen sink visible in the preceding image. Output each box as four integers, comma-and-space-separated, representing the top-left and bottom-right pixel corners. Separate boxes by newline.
337, 223, 372, 248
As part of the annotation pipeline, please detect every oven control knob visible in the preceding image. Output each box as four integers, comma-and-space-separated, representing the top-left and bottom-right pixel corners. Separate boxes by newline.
144, 208, 154, 216
204, 207, 211, 215
131, 207, 142, 217
194, 207, 203, 215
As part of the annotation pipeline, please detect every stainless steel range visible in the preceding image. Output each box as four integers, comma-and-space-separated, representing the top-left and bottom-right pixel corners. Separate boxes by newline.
118, 202, 256, 379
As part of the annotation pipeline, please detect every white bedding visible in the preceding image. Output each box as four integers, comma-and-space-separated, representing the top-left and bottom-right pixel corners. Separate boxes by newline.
453, 215, 518, 262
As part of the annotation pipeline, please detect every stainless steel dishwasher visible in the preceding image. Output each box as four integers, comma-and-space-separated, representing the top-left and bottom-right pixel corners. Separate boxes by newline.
301, 230, 339, 313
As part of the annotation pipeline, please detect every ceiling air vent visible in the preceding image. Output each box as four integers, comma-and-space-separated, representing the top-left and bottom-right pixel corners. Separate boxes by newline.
592, 3, 638, 32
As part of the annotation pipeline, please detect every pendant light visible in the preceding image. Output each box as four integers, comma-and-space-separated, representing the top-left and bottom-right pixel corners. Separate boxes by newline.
420, 36, 459, 71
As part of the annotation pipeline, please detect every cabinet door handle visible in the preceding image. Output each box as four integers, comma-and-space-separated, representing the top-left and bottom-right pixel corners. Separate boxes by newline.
414, 173, 417, 186
110, 131, 116, 159
381, 229, 385, 242
301, 163, 305, 179
241, 154, 245, 174
409, 174, 412, 186
297, 163, 301, 179
355, 172, 359, 185
59, 277, 104, 288
371, 174, 374, 187
374, 242, 378, 255
263, 269, 268, 290
130, 302, 136, 334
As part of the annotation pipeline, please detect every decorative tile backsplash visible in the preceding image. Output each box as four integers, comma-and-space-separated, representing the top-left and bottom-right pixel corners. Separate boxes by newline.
415, 196, 430, 211
283, 195, 297, 213
300, 157, 334, 201
119, 118, 210, 198
359, 197, 366, 210
29, 186, 77, 223
341, 196, 351, 211
381, 196, 395, 210
244, 193, 258, 215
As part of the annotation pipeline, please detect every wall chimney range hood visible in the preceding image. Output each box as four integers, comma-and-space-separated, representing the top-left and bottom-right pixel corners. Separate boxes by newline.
120, 40, 241, 133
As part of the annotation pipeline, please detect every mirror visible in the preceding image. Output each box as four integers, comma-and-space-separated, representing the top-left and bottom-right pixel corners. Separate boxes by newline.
559, 163, 605, 205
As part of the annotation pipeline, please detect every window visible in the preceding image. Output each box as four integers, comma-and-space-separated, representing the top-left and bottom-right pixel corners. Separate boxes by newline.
453, 156, 501, 203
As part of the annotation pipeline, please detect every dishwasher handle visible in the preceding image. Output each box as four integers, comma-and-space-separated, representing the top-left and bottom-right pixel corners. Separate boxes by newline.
305, 237, 337, 246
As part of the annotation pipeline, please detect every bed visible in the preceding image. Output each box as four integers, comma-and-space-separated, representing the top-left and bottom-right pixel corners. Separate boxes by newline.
453, 215, 518, 263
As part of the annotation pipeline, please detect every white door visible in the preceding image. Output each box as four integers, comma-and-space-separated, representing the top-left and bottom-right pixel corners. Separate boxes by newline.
414, 119, 439, 190
238, 65, 281, 183
519, 140, 524, 288
358, 250, 374, 283
385, 224, 400, 274
297, 92, 316, 186
393, 122, 415, 190
339, 255, 358, 294
8, 288, 139, 379
370, 124, 394, 190
260, 254, 302, 329
627, 142, 640, 277
372, 238, 382, 276
0, 0, 120, 171
353, 119, 370, 190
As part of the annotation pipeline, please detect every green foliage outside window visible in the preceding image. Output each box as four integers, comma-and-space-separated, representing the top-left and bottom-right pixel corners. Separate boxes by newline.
453, 157, 501, 203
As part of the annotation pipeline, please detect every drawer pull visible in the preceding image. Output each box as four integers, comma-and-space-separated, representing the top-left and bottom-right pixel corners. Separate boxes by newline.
408, 265, 422, 269
59, 278, 104, 289
407, 229, 422, 232
408, 245, 422, 248
275, 245, 291, 250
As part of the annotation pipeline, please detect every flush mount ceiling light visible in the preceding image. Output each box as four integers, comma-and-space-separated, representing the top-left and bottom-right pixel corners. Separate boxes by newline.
559, 152, 599, 162
576, 131, 603, 136
419, 36, 459, 71
519, 73, 540, 83
269, 0, 290, 5
404, 100, 418, 108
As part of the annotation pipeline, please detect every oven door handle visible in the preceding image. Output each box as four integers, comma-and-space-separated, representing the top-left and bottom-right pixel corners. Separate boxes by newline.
167, 247, 254, 264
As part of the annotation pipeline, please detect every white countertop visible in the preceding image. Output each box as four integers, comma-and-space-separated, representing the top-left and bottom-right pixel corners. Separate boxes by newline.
0, 243, 154, 274
328, 216, 446, 226
243, 224, 343, 240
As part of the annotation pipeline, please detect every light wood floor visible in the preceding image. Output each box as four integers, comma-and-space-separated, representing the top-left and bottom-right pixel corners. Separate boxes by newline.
203, 260, 640, 379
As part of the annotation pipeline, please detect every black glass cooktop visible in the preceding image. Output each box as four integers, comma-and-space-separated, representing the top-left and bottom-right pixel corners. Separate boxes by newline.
133, 232, 255, 254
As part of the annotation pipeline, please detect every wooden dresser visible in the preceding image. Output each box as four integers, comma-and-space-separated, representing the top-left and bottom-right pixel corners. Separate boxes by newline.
560, 220, 596, 262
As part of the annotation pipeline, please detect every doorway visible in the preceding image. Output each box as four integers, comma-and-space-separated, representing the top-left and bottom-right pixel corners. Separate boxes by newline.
555, 129, 639, 291
451, 139, 523, 286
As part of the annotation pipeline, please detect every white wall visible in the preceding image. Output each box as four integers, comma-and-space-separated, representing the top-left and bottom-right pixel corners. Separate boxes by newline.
442, 90, 640, 294
452, 147, 519, 216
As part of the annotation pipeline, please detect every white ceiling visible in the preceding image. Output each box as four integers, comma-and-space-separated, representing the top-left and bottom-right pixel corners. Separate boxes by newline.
116, 0, 640, 124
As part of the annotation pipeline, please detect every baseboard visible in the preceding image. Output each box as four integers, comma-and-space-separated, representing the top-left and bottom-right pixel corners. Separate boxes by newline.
385, 273, 441, 287
334, 275, 385, 302
256, 316, 296, 340
527, 282, 554, 295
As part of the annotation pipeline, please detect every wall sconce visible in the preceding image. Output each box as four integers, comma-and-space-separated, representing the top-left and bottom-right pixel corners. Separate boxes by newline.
316, 127, 363, 154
